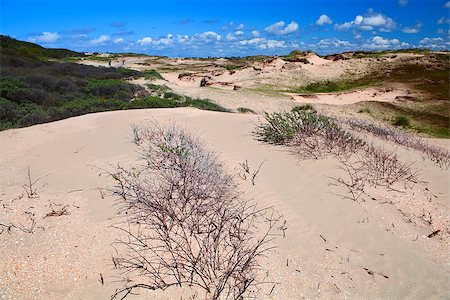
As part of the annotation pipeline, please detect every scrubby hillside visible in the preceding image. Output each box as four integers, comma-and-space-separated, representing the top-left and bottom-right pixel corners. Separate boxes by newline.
0, 35, 85, 60
0, 36, 227, 130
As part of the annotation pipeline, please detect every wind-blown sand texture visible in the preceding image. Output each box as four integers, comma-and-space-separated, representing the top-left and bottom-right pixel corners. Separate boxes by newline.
1, 108, 448, 299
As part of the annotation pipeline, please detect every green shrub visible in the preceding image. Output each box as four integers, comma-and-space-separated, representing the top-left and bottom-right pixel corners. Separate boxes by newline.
289, 79, 372, 94
393, 115, 411, 127
224, 64, 245, 71
255, 110, 336, 144
83, 79, 142, 100
291, 104, 315, 113
0, 97, 20, 123
128, 96, 177, 109
237, 107, 256, 114
140, 69, 164, 80
184, 97, 230, 112
163, 91, 183, 101
358, 108, 371, 114
117, 67, 141, 77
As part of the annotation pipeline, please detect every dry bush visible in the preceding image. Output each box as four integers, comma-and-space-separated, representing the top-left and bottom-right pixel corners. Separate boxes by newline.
290, 123, 365, 159
347, 118, 450, 169
256, 109, 364, 159
256, 111, 419, 201
333, 144, 419, 201
110, 124, 281, 300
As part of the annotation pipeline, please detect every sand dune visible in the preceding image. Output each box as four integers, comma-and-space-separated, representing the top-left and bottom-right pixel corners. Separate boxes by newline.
291, 87, 410, 105
1, 108, 448, 299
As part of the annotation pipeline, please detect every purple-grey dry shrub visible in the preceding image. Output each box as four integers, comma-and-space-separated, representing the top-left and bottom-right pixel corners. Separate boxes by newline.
334, 143, 419, 201
257, 111, 420, 201
347, 118, 450, 169
110, 124, 281, 300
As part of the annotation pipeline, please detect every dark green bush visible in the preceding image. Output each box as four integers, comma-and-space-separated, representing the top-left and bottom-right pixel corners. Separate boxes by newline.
140, 69, 164, 80
237, 107, 256, 114
128, 96, 177, 109
184, 97, 230, 112
291, 104, 315, 113
83, 79, 143, 100
393, 115, 411, 127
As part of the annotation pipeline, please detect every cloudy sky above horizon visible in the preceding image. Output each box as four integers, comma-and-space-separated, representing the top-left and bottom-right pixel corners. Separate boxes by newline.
1, 0, 449, 57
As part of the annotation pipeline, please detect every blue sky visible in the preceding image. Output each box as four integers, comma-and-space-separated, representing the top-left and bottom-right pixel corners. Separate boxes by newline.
1, 0, 449, 57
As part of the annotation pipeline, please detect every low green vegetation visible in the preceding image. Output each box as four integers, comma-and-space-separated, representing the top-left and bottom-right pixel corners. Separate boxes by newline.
357, 54, 449, 138
286, 78, 373, 94
291, 104, 315, 113
140, 69, 164, 80
237, 107, 256, 114
354, 101, 449, 138
358, 108, 372, 114
0, 35, 85, 61
285, 52, 449, 138
223, 64, 245, 71
393, 115, 411, 128
281, 50, 315, 62
0, 35, 228, 130
255, 107, 336, 144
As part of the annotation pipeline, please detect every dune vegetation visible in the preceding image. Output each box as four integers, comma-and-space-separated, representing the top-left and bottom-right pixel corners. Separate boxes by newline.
0, 35, 228, 130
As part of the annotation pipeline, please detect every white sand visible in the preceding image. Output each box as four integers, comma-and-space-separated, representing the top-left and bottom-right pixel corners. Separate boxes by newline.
1, 108, 448, 299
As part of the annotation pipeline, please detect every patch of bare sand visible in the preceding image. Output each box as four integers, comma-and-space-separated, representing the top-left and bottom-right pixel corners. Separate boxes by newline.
291, 87, 410, 105
0, 108, 448, 299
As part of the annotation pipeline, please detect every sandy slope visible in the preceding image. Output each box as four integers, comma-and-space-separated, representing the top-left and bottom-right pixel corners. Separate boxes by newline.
0, 108, 448, 299
291, 87, 410, 105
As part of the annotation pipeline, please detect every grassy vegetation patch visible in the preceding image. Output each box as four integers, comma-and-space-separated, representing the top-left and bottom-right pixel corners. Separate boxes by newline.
1, 35, 85, 61
237, 107, 256, 114
392, 115, 411, 128
140, 69, 164, 80
286, 78, 373, 94
223, 64, 245, 71
255, 107, 335, 144
354, 101, 449, 138
0, 36, 229, 130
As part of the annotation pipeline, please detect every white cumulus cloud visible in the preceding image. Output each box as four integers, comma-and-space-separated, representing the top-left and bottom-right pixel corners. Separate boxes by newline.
419, 37, 443, 44
419, 37, 448, 50
265, 21, 299, 35
153, 34, 174, 46
251, 30, 260, 37
28, 32, 60, 43
362, 36, 404, 49
177, 34, 190, 43
238, 37, 286, 49
195, 31, 222, 42
316, 14, 333, 26
317, 38, 354, 48
236, 23, 245, 30
226, 33, 237, 41
114, 38, 124, 44
90, 35, 110, 45
402, 22, 422, 34
334, 11, 396, 32
137, 37, 153, 45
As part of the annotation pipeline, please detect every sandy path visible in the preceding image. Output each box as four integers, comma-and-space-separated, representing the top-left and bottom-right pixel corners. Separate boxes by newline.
1, 108, 448, 299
